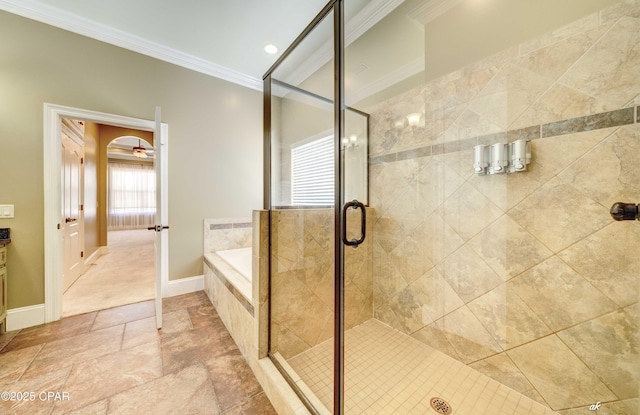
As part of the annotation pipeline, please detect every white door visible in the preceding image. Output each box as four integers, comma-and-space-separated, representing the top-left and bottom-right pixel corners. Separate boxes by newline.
61, 133, 84, 292
152, 107, 167, 329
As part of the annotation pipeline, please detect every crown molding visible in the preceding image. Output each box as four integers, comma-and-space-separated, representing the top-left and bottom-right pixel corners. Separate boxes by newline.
407, 0, 464, 25
0, 0, 262, 90
1, 0, 408, 93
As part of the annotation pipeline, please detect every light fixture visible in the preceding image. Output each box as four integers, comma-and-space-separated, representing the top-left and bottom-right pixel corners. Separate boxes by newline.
341, 134, 359, 150
132, 139, 148, 159
473, 139, 531, 175
264, 44, 278, 55
406, 113, 422, 127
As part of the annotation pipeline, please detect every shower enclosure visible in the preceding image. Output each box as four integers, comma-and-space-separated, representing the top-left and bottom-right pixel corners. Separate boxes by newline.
264, 0, 639, 413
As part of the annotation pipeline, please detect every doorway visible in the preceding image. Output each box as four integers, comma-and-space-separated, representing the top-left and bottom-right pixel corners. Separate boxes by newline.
61, 130, 157, 317
44, 104, 169, 324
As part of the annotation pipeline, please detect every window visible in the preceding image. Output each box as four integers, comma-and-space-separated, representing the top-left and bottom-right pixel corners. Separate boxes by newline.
107, 162, 156, 230
291, 135, 334, 206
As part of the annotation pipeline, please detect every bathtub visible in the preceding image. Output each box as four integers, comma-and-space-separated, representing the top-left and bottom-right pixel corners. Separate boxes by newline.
216, 247, 252, 282
203, 247, 253, 310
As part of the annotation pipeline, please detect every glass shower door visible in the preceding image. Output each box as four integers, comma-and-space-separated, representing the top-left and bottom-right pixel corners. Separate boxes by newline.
265, 3, 370, 412
265, 7, 338, 413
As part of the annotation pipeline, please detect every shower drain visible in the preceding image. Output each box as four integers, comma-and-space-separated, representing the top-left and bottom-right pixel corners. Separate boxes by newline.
430, 397, 452, 414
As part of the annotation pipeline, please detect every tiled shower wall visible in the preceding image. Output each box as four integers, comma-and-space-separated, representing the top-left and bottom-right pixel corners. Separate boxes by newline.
270, 208, 374, 359
367, 1, 639, 413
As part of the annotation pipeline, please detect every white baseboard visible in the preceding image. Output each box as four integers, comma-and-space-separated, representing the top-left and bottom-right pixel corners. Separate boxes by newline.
81, 246, 108, 275
5, 275, 203, 332
165, 274, 204, 298
7, 304, 46, 331
84, 246, 107, 265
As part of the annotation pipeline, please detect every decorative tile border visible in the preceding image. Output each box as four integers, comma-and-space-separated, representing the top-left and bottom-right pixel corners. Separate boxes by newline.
477, 125, 541, 146
541, 107, 634, 138
204, 255, 254, 316
209, 222, 252, 230
272, 205, 332, 210
204, 218, 253, 253
370, 107, 637, 165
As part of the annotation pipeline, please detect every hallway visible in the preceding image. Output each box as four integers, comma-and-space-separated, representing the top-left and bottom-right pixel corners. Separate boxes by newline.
0, 292, 277, 414
63, 230, 155, 317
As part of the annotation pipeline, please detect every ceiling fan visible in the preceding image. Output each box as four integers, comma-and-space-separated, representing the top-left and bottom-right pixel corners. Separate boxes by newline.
132, 139, 151, 158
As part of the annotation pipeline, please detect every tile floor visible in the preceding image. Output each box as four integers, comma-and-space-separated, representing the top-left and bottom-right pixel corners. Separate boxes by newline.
0, 292, 277, 415
62, 230, 156, 317
288, 320, 559, 415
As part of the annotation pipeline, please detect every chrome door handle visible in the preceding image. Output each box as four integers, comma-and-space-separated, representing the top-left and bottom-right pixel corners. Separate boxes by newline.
342, 200, 366, 247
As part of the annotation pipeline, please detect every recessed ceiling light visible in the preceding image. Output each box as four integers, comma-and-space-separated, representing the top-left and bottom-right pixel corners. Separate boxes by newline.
264, 44, 278, 55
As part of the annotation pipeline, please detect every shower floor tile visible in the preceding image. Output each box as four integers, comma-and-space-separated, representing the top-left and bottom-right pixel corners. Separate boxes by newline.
288, 319, 558, 414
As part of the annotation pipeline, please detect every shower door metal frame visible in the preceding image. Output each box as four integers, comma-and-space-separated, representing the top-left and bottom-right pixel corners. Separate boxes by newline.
262, 1, 349, 413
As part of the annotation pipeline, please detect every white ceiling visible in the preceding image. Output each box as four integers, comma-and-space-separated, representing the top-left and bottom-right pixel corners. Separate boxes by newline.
0, 0, 392, 90
0, 0, 464, 99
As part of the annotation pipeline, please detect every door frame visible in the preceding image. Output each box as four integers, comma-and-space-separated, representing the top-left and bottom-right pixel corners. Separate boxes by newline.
43, 103, 169, 323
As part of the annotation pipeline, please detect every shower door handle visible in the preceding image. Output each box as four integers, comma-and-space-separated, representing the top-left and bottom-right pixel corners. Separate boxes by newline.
342, 200, 366, 247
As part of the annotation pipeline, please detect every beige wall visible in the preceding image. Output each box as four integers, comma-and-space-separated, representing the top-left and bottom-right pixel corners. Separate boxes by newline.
0, 11, 262, 309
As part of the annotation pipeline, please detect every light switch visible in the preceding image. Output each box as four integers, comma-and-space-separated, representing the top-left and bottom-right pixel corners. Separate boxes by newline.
0, 205, 14, 218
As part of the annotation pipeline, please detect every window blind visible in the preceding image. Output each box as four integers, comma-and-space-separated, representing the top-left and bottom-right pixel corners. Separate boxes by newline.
291, 135, 334, 206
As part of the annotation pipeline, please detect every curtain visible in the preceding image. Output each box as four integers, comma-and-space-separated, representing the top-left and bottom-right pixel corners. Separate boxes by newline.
107, 162, 156, 230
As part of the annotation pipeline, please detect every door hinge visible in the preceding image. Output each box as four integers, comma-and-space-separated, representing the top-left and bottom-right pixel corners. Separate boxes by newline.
81, 157, 84, 164
80, 251, 84, 258
80, 204, 84, 211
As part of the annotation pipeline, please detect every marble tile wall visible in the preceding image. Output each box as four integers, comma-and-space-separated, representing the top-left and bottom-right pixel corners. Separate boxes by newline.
367, 1, 640, 413
204, 211, 311, 415
253, 210, 270, 359
204, 218, 253, 253
270, 208, 374, 359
